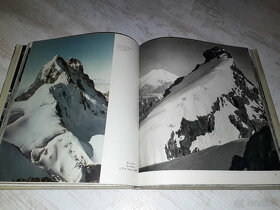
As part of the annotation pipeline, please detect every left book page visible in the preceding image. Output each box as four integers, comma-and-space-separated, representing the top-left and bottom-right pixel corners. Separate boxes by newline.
0, 33, 139, 185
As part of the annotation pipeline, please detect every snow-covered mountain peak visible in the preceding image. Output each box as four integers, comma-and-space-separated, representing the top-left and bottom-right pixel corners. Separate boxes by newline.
38, 55, 67, 83
140, 47, 267, 167
149, 69, 177, 77
45, 54, 61, 64
41, 55, 68, 71
140, 69, 178, 90
5, 54, 109, 182
139, 69, 178, 122
15, 55, 107, 106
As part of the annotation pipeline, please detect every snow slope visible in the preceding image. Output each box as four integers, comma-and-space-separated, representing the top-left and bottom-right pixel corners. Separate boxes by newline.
0, 140, 52, 181
140, 48, 267, 167
140, 69, 178, 97
139, 69, 178, 122
3, 55, 108, 182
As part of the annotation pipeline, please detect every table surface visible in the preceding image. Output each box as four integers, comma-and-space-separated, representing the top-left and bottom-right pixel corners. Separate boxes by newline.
0, 0, 280, 209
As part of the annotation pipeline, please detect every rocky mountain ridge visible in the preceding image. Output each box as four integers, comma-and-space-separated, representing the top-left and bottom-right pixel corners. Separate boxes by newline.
4, 55, 107, 182
140, 47, 268, 167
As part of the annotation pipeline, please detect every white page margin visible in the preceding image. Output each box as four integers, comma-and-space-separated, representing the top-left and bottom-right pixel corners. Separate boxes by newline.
100, 34, 139, 185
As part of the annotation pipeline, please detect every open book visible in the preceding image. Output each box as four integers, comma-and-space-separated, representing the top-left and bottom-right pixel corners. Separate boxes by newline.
0, 33, 279, 189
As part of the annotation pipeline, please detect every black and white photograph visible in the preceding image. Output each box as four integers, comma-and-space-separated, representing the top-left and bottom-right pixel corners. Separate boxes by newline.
139, 37, 280, 172
0, 33, 115, 182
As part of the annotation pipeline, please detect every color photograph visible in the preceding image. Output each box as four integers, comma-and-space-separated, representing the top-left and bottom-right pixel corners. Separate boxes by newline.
0, 33, 115, 182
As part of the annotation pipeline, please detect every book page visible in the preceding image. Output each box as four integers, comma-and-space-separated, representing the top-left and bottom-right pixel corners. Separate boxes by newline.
0, 33, 139, 185
100, 34, 139, 185
138, 37, 280, 186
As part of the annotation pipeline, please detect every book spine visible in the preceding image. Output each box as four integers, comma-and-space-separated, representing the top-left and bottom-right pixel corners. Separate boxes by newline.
249, 49, 280, 158
0, 45, 28, 143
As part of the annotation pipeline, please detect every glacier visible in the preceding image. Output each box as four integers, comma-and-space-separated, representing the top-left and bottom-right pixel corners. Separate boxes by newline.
2, 55, 108, 182
140, 47, 267, 168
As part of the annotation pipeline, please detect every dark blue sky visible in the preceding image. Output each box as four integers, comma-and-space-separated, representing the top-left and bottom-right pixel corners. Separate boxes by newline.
19, 33, 115, 93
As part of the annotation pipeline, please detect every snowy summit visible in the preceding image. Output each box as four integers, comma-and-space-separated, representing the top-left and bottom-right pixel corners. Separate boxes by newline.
140, 47, 267, 168
4, 55, 108, 182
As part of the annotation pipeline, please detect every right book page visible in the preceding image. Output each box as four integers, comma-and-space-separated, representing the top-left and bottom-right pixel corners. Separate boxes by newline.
138, 37, 280, 186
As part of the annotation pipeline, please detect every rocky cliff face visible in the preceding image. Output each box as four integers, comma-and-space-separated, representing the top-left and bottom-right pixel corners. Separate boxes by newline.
230, 126, 280, 170
140, 47, 269, 167
164, 47, 267, 160
68, 57, 84, 72
4, 55, 108, 182
16, 55, 107, 105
